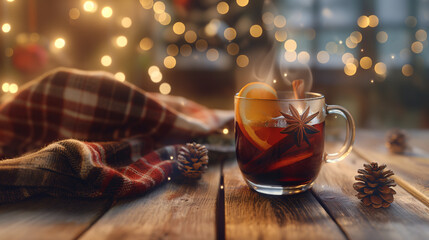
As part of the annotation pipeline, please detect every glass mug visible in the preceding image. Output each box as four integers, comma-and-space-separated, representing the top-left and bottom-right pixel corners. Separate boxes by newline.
235, 92, 355, 195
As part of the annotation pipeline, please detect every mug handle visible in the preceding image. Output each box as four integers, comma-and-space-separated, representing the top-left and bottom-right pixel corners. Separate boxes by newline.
325, 105, 356, 163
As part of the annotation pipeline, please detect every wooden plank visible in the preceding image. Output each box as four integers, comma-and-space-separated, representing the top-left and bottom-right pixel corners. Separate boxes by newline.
0, 197, 111, 240
354, 130, 429, 200
223, 161, 346, 240
312, 144, 429, 240
80, 162, 221, 240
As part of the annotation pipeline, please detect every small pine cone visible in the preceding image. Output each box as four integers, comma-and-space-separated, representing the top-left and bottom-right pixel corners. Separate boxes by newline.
353, 162, 396, 208
386, 129, 407, 154
177, 142, 209, 179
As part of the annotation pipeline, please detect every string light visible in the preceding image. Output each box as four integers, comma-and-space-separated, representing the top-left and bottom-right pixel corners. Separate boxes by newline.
236, 55, 249, 67
69, 8, 80, 20
83, 1, 97, 13
101, 6, 113, 18
224, 28, 237, 41
284, 39, 297, 52
148, 66, 160, 75
153, 1, 166, 14
164, 56, 176, 68
368, 15, 379, 27
116, 36, 128, 47
2, 23, 11, 33
207, 49, 219, 61
121, 17, 132, 28
360, 57, 372, 69
159, 83, 171, 95
114, 72, 126, 82
173, 22, 185, 35
2, 83, 9, 92
374, 62, 386, 75
236, 0, 249, 7
101, 55, 112, 67
139, 37, 153, 51
249, 25, 263, 38
317, 51, 330, 64
411, 41, 423, 53
2, 83, 18, 93
54, 38, 66, 49
402, 64, 413, 77
357, 16, 369, 28
217, 2, 229, 15
344, 63, 357, 76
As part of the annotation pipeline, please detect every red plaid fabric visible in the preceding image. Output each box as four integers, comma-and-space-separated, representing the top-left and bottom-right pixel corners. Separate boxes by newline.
0, 68, 232, 202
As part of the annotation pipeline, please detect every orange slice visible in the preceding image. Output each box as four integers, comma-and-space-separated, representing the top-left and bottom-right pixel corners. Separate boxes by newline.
235, 82, 282, 150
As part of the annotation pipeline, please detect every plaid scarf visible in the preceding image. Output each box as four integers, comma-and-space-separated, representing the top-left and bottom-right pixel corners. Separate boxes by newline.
0, 68, 232, 203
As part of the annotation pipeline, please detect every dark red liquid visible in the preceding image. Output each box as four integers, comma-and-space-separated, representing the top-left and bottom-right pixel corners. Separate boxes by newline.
235, 122, 325, 187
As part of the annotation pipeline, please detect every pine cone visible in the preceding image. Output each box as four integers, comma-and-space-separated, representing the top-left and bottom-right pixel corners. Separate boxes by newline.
177, 142, 209, 179
353, 162, 396, 208
386, 129, 407, 154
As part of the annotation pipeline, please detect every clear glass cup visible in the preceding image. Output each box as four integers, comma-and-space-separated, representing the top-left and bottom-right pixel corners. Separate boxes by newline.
235, 92, 355, 195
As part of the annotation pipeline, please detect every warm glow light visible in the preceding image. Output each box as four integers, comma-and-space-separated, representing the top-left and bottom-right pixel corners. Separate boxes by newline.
153, 1, 166, 14
223, 128, 229, 134
150, 71, 162, 83
274, 15, 286, 28
114, 72, 126, 82
416, 29, 427, 42
180, 44, 192, 56
345, 37, 357, 49
275, 30, 287, 42
297, 51, 310, 64
148, 66, 160, 76
207, 49, 219, 61
236, 55, 249, 67
360, 56, 372, 69
376, 31, 388, 43
121, 17, 132, 28
116, 36, 127, 47
284, 51, 297, 62
205, 20, 220, 37
83, 1, 97, 13
249, 25, 263, 38
227, 43, 239, 55
7, 0, 15, 2
2, 23, 11, 33
236, 0, 249, 7
342, 53, 355, 64
101, 6, 113, 18
101, 55, 112, 67
140, 0, 153, 10
217, 2, 229, 15
326, 42, 338, 53
374, 62, 387, 75
184, 30, 197, 43
196, 39, 208, 52
411, 41, 423, 53
402, 64, 413, 77
9, 83, 18, 93
139, 37, 153, 51
54, 38, 66, 49
2, 83, 9, 92
357, 15, 369, 28
350, 31, 362, 43
157, 13, 171, 25
224, 28, 237, 41
159, 83, 171, 95
368, 15, 379, 27
262, 12, 274, 25
167, 44, 179, 56
317, 51, 330, 64
344, 63, 357, 76
284, 39, 297, 52
173, 22, 186, 35
69, 8, 80, 20
164, 56, 176, 69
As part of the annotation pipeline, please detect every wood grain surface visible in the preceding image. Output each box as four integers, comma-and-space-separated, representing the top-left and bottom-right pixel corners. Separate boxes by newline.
223, 160, 346, 240
312, 142, 429, 240
0, 197, 110, 240
80, 162, 221, 240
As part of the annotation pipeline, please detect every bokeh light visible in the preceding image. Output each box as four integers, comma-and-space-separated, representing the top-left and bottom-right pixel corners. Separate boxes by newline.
344, 63, 357, 76
415, 29, 427, 42
116, 36, 127, 47
69, 8, 80, 20
196, 39, 208, 52
402, 64, 413, 77
217, 2, 229, 15
224, 28, 237, 41
139, 37, 153, 51
376, 31, 388, 43
9, 83, 18, 93
284, 39, 297, 52
101, 7, 113, 18
249, 25, 263, 38
153, 1, 166, 14
83, 1, 97, 13
374, 62, 387, 75
411, 41, 423, 53
114, 72, 126, 82
180, 44, 192, 56
236, 55, 249, 67
275, 30, 287, 42
297, 51, 310, 64
236, 0, 249, 7
284, 51, 297, 62
173, 22, 186, 35
184, 30, 197, 43
207, 49, 219, 61
274, 15, 286, 28
2, 23, 11, 33
54, 38, 66, 49
101, 55, 112, 67
164, 56, 176, 68
121, 17, 132, 28
357, 15, 369, 28
227, 43, 239, 55
368, 15, 379, 27
317, 51, 330, 63
360, 56, 372, 69
159, 83, 171, 95
167, 44, 179, 56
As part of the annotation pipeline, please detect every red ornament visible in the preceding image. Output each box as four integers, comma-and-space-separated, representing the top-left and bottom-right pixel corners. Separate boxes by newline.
12, 43, 48, 74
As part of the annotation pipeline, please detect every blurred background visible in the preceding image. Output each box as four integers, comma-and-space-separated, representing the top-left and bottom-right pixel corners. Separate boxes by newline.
0, 0, 428, 128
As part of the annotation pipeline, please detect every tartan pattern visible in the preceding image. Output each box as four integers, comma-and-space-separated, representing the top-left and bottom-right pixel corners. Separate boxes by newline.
0, 68, 232, 202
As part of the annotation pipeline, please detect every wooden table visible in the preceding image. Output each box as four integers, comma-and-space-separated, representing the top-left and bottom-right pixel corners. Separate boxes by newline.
0, 130, 428, 240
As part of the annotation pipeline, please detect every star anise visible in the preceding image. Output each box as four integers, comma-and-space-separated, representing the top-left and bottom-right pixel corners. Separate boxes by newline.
280, 104, 319, 147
